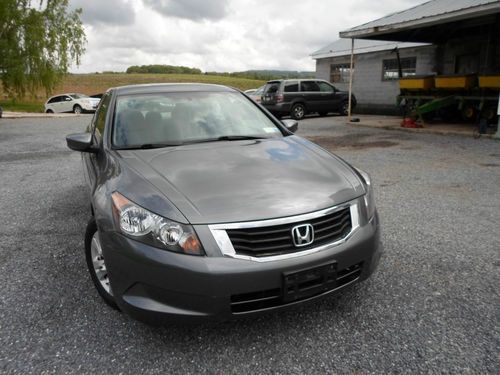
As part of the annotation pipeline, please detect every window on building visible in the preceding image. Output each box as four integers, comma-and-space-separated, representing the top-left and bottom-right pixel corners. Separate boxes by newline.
330, 64, 352, 83
382, 57, 416, 80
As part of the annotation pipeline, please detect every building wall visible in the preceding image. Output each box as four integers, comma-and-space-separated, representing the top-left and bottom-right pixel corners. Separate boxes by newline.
315, 45, 437, 114
439, 15, 500, 75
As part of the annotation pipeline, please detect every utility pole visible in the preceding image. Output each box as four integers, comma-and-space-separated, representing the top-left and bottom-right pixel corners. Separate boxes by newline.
494, 93, 500, 139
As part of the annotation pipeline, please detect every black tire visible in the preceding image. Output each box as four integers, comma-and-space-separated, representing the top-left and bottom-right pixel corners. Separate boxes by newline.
85, 219, 119, 310
45, 109, 54, 113
340, 101, 349, 116
291, 103, 306, 120
318, 112, 328, 117
73, 104, 83, 114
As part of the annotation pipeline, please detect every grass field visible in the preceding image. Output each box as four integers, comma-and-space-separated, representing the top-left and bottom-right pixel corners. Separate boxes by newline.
0, 73, 267, 112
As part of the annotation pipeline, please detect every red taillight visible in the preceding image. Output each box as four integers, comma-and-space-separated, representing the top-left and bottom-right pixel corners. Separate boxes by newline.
276, 94, 284, 103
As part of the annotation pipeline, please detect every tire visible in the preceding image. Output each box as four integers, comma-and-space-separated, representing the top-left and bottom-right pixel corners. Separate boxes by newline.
291, 103, 306, 120
340, 101, 349, 116
73, 104, 83, 114
85, 219, 119, 310
45, 109, 54, 113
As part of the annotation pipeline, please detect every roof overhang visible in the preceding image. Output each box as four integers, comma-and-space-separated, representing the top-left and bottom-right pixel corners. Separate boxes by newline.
340, 1, 500, 42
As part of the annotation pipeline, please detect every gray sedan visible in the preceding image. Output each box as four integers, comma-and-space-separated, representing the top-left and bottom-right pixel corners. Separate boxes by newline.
66, 83, 381, 324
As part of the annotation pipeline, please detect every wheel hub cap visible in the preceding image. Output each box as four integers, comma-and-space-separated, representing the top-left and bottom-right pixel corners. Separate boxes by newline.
90, 232, 113, 295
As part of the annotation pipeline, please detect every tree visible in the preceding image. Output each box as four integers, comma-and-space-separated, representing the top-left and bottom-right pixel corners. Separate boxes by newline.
0, 0, 86, 98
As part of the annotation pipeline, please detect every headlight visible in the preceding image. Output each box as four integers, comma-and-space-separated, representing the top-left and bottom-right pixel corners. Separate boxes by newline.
111, 192, 204, 255
354, 168, 376, 220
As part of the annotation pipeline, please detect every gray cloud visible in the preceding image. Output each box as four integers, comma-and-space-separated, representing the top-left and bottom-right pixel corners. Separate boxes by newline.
70, 0, 135, 26
143, 0, 229, 21
71, 0, 424, 74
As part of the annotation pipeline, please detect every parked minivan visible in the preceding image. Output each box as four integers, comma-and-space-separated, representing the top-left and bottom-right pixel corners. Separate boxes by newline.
261, 79, 356, 120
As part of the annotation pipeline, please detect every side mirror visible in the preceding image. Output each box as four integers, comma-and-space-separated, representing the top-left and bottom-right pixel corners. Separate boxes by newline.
66, 132, 98, 153
65, 97, 72, 101
281, 119, 299, 133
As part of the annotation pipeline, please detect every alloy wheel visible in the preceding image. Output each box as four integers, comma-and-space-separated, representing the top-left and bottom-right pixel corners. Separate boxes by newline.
90, 232, 113, 295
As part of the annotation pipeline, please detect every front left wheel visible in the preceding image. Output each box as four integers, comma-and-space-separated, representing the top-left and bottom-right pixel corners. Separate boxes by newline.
85, 219, 118, 309
73, 104, 82, 114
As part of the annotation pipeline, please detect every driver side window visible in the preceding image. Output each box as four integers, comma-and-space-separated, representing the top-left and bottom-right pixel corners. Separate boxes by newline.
92, 93, 111, 139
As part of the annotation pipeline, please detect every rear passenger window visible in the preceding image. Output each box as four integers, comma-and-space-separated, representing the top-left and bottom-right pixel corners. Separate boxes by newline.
284, 81, 299, 92
48, 96, 60, 104
300, 81, 320, 92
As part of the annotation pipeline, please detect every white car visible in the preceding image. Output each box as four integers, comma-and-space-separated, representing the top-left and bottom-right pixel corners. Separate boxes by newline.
44, 93, 100, 114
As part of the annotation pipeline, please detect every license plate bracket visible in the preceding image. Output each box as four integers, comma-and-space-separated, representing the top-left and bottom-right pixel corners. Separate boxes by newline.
282, 262, 337, 303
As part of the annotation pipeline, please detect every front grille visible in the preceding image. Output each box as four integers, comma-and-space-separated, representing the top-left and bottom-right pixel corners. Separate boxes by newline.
225, 207, 352, 258
230, 262, 363, 314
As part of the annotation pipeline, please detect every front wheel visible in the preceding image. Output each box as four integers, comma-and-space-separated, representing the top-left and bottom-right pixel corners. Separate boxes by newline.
85, 219, 118, 310
291, 104, 306, 120
73, 104, 82, 114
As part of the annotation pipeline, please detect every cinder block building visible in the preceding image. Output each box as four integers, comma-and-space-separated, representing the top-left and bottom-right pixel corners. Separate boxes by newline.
312, 0, 500, 115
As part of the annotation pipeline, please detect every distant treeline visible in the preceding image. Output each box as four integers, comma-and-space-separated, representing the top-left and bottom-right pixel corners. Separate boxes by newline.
124, 65, 314, 80
126, 65, 202, 74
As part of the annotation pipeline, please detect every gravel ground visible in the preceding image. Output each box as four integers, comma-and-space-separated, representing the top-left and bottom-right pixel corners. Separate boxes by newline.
0, 115, 499, 374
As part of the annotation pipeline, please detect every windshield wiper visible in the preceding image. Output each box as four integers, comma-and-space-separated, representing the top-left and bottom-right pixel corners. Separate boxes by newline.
216, 135, 269, 141
116, 136, 269, 149
116, 142, 183, 150
183, 135, 269, 144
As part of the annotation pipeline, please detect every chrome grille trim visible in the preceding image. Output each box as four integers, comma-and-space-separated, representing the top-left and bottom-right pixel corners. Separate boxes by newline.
209, 199, 361, 262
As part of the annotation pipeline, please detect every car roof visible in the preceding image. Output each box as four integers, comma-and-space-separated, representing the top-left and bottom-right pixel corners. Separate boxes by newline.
266, 79, 325, 84
111, 83, 237, 96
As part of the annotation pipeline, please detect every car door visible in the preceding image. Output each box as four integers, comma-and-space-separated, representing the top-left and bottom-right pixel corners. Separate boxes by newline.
317, 81, 340, 112
299, 80, 322, 112
61, 95, 73, 112
49, 96, 64, 112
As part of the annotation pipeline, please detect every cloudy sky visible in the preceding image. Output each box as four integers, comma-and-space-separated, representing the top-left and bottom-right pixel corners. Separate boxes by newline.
69, 0, 422, 73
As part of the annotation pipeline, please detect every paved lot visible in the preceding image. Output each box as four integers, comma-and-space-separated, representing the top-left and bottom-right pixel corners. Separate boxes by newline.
0, 115, 499, 374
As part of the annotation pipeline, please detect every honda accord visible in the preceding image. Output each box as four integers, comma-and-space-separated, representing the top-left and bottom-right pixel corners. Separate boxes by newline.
66, 83, 381, 324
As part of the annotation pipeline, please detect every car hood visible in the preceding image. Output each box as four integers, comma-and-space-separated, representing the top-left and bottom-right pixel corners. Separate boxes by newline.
117, 136, 365, 224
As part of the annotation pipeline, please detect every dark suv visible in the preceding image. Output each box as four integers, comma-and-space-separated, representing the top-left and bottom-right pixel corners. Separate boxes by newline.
260, 79, 356, 120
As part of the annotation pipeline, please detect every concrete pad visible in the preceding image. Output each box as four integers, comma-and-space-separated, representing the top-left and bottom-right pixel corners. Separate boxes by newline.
344, 114, 497, 139
1, 111, 87, 119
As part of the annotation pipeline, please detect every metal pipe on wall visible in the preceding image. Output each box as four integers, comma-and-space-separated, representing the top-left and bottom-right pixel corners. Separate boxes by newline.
348, 38, 354, 120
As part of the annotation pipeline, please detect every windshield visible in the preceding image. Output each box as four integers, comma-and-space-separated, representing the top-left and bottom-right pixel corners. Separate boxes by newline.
70, 93, 89, 99
112, 91, 283, 148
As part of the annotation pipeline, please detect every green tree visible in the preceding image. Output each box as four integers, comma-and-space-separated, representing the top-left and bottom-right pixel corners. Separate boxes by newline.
0, 0, 86, 98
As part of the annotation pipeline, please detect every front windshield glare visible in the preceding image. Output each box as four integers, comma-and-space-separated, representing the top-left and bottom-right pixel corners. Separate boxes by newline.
112, 92, 283, 148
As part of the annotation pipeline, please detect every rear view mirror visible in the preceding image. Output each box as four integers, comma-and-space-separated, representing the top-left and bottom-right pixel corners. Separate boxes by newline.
281, 119, 299, 133
66, 132, 98, 153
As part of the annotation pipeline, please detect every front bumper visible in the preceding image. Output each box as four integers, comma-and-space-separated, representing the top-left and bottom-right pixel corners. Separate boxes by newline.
101, 212, 381, 324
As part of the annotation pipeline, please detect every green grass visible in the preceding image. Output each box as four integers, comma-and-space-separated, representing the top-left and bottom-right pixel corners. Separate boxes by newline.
1, 73, 267, 112
0, 100, 44, 113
